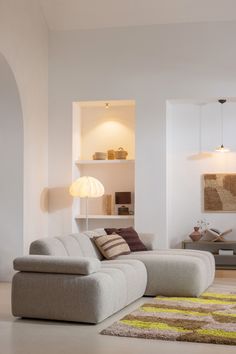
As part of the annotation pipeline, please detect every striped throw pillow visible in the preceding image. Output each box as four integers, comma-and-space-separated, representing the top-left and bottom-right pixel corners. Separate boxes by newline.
93, 233, 131, 260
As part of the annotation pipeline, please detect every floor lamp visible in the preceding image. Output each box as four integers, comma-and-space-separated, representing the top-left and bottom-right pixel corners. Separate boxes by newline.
69, 176, 104, 231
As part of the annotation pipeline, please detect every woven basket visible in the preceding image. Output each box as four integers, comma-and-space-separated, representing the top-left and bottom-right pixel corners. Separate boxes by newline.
107, 149, 115, 160
115, 147, 128, 159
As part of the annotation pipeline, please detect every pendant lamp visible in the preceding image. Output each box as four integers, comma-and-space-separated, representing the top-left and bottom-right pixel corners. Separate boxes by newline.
215, 99, 230, 153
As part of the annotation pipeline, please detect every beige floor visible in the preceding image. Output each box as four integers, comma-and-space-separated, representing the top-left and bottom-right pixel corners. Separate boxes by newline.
0, 271, 236, 354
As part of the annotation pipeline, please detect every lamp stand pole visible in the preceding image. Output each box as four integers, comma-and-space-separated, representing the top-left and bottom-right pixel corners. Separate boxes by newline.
85, 197, 88, 231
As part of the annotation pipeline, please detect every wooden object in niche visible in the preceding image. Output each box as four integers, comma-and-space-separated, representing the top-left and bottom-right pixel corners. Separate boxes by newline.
107, 150, 115, 160
103, 194, 113, 215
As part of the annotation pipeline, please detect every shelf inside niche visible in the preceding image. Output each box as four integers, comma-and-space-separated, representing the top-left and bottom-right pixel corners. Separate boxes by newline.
72, 99, 136, 233
75, 215, 134, 220
75, 159, 135, 166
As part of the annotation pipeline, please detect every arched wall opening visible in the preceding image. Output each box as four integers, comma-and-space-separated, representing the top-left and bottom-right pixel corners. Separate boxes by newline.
0, 53, 23, 280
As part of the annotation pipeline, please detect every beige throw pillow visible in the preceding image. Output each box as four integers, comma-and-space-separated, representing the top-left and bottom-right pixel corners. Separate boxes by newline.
93, 233, 131, 260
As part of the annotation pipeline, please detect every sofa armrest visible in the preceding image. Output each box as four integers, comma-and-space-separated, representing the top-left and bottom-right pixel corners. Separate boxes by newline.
13, 255, 101, 275
139, 233, 157, 250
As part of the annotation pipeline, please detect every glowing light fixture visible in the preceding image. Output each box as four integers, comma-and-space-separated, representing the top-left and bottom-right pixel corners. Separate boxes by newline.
69, 176, 104, 230
105, 102, 109, 109
215, 99, 230, 153
216, 144, 230, 153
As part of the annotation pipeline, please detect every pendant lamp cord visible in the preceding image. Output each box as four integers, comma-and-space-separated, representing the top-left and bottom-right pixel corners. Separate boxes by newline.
218, 98, 226, 147
221, 103, 224, 146
199, 105, 202, 153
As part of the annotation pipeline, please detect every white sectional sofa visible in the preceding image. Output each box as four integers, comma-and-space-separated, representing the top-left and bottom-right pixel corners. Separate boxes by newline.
12, 230, 215, 323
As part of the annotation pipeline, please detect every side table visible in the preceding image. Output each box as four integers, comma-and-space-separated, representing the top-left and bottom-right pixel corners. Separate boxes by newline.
182, 240, 236, 269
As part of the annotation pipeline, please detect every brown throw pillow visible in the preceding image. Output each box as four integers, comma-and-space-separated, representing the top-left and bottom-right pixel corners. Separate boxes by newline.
105, 227, 147, 252
93, 233, 131, 260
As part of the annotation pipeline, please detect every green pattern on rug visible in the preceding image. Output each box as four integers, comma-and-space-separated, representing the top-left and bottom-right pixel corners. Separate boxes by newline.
101, 285, 236, 345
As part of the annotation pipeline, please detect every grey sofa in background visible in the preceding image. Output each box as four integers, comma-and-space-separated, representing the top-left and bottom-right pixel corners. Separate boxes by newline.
12, 230, 215, 323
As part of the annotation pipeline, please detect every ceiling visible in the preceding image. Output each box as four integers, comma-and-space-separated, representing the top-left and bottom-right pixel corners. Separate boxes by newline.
39, 0, 236, 31
78, 100, 135, 108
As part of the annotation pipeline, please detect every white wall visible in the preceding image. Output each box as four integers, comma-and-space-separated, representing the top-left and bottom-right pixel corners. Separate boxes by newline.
0, 0, 48, 264
167, 102, 236, 248
48, 21, 236, 247
80, 104, 135, 160
0, 54, 23, 280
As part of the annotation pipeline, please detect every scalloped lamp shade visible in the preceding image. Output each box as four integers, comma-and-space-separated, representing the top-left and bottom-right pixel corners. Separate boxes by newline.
69, 176, 104, 198
69, 176, 104, 231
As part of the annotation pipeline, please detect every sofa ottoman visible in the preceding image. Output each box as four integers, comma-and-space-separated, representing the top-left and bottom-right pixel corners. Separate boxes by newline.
117, 249, 215, 297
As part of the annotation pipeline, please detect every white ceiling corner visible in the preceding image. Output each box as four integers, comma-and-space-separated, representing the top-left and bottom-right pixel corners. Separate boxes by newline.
39, 0, 236, 31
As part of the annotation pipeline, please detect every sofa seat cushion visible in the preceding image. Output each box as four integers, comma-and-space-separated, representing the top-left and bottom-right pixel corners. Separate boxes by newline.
101, 259, 147, 305
116, 249, 215, 297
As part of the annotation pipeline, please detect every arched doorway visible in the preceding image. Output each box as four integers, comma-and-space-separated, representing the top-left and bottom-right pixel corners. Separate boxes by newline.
0, 53, 23, 280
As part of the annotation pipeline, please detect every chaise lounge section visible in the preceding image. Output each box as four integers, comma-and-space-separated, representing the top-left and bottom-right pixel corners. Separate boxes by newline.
117, 249, 215, 296
12, 230, 215, 323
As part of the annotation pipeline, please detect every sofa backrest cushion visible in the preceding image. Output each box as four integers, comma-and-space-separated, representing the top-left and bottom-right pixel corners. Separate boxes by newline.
29, 233, 103, 260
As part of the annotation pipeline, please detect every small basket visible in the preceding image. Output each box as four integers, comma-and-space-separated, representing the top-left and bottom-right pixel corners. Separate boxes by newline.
107, 149, 115, 160
115, 147, 128, 160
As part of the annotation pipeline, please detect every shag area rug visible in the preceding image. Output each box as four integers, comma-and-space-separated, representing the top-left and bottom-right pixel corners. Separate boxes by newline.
101, 285, 236, 345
